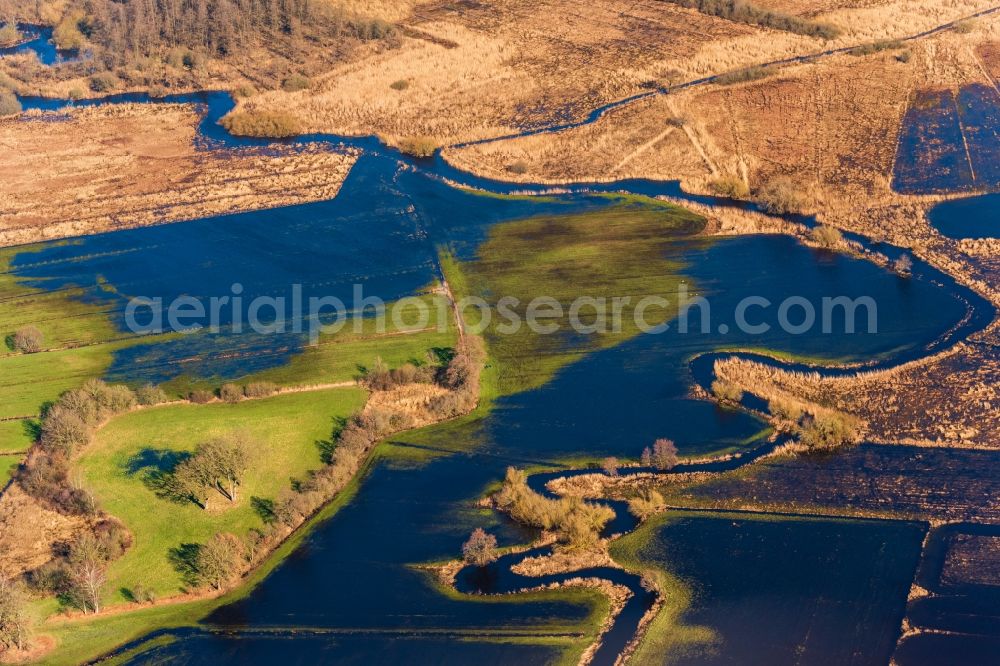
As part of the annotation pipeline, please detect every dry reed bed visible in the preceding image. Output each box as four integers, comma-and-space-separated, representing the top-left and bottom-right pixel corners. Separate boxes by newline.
0, 103, 358, 247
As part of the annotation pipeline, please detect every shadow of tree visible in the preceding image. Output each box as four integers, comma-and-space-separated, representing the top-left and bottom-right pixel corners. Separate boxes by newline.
251, 496, 276, 524
123, 447, 198, 506
21, 418, 41, 442
169, 543, 201, 588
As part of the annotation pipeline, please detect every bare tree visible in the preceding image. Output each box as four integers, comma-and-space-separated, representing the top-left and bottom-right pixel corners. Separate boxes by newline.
0, 577, 31, 652
68, 534, 107, 614
173, 455, 212, 508
602, 457, 619, 477
201, 433, 251, 502
640, 447, 652, 467
196, 533, 243, 590
652, 438, 679, 470
462, 528, 498, 567
11, 325, 43, 353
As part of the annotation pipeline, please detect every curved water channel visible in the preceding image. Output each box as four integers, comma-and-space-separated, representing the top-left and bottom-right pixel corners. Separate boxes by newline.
7, 48, 997, 664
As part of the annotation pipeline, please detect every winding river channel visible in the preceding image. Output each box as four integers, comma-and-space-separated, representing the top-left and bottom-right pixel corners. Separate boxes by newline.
8, 41, 998, 663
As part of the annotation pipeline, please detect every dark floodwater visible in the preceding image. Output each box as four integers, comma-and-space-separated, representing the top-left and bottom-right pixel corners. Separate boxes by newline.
928, 193, 1000, 239
626, 513, 926, 665
8, 83, 994, 665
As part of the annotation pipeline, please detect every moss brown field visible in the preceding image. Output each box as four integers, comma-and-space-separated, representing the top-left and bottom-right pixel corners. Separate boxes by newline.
1, 1, 1000, 665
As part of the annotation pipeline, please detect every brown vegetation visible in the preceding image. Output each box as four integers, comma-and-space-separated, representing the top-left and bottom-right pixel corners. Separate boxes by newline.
0, 103, 356, 247
494, 467, 615, 553
219, 110, 302, 137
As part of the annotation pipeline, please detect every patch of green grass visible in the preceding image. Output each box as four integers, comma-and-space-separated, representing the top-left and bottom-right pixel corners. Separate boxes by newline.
453, 197, 705, 394
609, 512, 716, 663
418, 569, 612, 666
76, 387, 367, 605
0, 418, 36, 452
0, 452, 21, 487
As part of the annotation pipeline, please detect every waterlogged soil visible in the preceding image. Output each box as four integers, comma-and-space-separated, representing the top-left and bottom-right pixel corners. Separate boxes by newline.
894, 84, 1000, 194
3, 89, 989, 665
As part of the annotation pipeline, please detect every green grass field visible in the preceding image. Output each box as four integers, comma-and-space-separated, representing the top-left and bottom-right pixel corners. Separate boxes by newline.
453, 195, 705, 394
77, 387, 367, 605
0, 452, 21, 487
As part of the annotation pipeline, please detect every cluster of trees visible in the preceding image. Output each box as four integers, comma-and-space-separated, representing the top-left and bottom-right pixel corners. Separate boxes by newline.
219, 380, 278, 403
769, 396, 859, 450
0, 577, 30, 653
665, 0, 839, 39
426, 336, 486, 420
172, 432, 252, 507
194, 532, 244, 590
50, 0, 397, 68
264, 340, 486, 554
640, 438, 679, 470
361, 357, 435, 391
25, 517, 131, 615
495, 467, 614, 553
19, 379, 144, 515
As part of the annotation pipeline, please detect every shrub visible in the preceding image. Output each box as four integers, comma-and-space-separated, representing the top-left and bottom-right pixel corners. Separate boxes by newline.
894, 253, 913, 276
243, 381, 278, 399
768, 396, 804, 422
716, 66, 770, 86
219, 383, 243, 403
282, 74, 311, 92
0, 71, 19, 92
53, 12, 87, 50
847, 40, 904, 57
628, 489, 666, 519
389, 79, 409, 91
755, 177, 807, 214
0, 22, 21, 48
189, 390, 214, 404
397, 135, 439, 157
798, 412, 858, 450
711, 379, 744, 404
67, 87, 86, 100
810, 224, 843, 249
462, 528, 498, 566
10, 325, 42, 352
896, 50, 912, 64
148, 84, 168, 98
710, 174, 749, 199
506, 160, 529, 175
39, 406, 90, 454
232, 84, 257, 98
953, 19, 976, 34
220, 111, 301, 138
89, 72, 120, 93
666, 115, 686, 128
135, 384, 169, 406
0, 91, 21, 117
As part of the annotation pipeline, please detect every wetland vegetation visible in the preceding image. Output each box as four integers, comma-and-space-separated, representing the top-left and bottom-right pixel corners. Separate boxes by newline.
3, 7, 1000, 665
